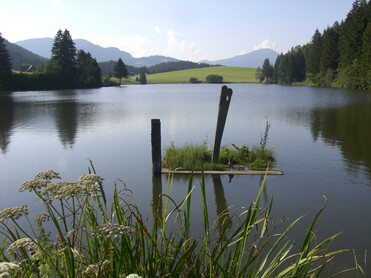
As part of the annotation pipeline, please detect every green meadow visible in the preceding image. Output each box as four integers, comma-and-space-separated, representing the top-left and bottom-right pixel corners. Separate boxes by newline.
125, 66, 258, 84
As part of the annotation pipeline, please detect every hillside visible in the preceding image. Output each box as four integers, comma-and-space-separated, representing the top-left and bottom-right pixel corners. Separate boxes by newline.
204, 49, 279, 67
127, 66, 258, 84
15, 38, 178, 67
4, 39, 47, 71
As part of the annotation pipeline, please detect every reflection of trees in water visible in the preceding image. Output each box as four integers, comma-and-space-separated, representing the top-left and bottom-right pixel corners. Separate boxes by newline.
0, 93, 14, 154
54, 101, 78, 149
310, 103, 371, 179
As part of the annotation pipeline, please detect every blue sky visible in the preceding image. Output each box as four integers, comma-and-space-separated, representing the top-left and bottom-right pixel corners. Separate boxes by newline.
0, 0, 355, 61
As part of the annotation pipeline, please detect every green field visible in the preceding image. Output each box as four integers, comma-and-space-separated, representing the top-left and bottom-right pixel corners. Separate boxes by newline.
125, 66, 258, 84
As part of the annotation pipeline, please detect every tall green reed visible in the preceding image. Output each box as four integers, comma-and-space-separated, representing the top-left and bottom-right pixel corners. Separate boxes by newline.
0, 161, 365, 277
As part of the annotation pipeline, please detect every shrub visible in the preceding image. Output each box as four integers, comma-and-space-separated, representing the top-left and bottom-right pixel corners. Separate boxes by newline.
206, 74, 223, 83
189, 77, 201, 83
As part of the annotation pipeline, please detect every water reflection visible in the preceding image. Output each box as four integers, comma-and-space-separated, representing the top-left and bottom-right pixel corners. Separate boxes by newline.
309, 102, 371, 179
152, 176, 163, 217
0, 93, 14, 153
212, 175, 232, 236
55, 101, 78, 148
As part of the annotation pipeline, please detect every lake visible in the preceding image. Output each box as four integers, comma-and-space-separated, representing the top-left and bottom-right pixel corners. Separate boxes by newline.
1, 84, 370, 275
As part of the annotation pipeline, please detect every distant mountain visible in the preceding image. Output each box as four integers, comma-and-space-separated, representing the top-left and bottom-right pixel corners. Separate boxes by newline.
4, 39, 47, 71
15, 38, 178, 67
204, 49, 279, 68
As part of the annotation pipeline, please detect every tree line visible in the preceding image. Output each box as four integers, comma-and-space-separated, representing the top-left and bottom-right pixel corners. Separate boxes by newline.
256, 0, 370, 90
0, 29, 132, 91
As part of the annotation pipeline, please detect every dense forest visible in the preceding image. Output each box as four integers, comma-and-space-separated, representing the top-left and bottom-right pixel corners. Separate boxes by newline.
1, 29, 103, 90
257, 0, 370, 90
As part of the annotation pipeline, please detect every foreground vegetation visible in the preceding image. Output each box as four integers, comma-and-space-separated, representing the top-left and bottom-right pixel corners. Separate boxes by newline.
0, 161, 365, 277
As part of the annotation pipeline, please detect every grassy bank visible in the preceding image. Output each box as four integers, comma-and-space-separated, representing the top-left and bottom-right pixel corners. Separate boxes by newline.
122, 66, 258, 84
0, 161, 364, 277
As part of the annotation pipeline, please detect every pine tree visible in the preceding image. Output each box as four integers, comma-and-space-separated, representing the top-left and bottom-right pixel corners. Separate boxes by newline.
76, 50, 102, 88
113, 58, 128, 84
51, 29, 76, 86
338, 0, 369, 68
306, 29, 322, 78
0, 33, 12, 89
360, 21, 371, 90
262, 58, 274, 82
320, 22, 340, 73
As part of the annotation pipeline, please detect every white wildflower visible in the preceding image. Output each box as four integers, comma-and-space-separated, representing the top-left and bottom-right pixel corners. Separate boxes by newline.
34, 213, 49, 224
92, 223, 135, 240
0, 205, 28, 220
34, 170, 60, 181
0, 262, 19, 273
126, 274, 142, 278
7, 238, 38, 256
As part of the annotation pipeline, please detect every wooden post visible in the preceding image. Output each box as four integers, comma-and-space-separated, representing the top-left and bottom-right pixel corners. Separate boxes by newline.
211, 86, 233, 163
151, 119, 161, 176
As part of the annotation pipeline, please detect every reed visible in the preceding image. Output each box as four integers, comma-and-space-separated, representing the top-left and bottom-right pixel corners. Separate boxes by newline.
0, 161, 365, 277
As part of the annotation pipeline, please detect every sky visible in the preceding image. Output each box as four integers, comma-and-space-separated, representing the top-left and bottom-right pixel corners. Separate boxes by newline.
0, 0, 356, 62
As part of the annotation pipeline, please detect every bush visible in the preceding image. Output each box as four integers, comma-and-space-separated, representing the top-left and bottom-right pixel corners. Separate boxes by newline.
189, 77, 201, 83
206, 74, 223, 83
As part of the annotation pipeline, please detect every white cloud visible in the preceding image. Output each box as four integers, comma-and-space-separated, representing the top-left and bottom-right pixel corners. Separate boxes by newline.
155, 26, 161, 34
163, 29, 202, 61
254, 39, 278, 51
49, 0, 60, 7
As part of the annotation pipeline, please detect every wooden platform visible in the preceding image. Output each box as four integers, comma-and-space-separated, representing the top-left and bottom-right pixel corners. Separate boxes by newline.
162, 168, 283, 175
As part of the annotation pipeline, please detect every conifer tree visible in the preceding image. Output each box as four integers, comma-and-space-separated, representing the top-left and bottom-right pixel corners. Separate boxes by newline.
306, 29, 322, 78
0, 33, 12, 89
113, 58, 128, 84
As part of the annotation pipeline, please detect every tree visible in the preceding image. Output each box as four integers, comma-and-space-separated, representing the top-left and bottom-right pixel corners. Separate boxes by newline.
338, 0, 369, 69
76, 50, 102, 88
51, 29, 76, 85
139, 68, 147, 84
306, 29, 322, 78
0, 33, 12, 89
262, 59, 274, 82
206, 75, 223, 83
255, 67, 264, 82
320, 23, 340, 73
113, 58, 128, 84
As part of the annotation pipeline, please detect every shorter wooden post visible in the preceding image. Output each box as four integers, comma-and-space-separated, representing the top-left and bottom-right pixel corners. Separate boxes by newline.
151, 119, 161, 176
211, 86, 233, 163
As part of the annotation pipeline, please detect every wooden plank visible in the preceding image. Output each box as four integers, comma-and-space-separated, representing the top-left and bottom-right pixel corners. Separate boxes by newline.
162, 168, 283, 175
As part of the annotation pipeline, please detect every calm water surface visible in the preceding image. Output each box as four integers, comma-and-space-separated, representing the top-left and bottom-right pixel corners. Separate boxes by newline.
1, 84, 370, 275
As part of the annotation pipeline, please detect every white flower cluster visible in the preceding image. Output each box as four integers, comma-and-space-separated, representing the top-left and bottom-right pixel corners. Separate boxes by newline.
92, 223, 135, 240
19, 170, 60, 193
78, 174, 104, 191
33, 213, 49, 224
7, 238, 38, 256
0, 205, 28, 221
34, 170, 61, 181
126, 274, 142, 278
83, 260, 110, 276
0, 262, 19, 278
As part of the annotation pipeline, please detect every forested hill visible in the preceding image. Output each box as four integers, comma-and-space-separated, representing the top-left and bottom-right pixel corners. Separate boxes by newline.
4, 40, 46, 71
258, 0, 370, 91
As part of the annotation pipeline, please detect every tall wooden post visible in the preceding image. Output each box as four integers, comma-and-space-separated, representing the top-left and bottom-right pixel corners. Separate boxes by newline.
211, 86, 233, 163
151, 119, 161, 176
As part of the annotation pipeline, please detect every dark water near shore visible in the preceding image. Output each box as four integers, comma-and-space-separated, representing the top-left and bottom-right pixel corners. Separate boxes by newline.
1, 84, 370, 275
